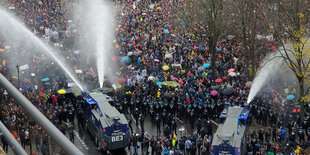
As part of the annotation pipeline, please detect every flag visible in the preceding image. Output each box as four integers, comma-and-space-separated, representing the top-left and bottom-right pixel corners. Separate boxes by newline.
89, 67, 97, 79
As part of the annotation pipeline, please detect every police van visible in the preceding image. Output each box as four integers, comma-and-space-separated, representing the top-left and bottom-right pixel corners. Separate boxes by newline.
80, 91, 130, 151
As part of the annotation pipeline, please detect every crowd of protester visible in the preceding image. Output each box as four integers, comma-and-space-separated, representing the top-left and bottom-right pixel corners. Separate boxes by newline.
0, 0, 309, 155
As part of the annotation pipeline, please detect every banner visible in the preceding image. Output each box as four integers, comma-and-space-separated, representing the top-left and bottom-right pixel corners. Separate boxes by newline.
19, 64, 29, 71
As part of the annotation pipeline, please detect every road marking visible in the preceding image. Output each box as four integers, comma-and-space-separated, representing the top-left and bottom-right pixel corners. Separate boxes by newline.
74, 130, 89, 150
175, 117, 184, 124
128, 110, 142, 130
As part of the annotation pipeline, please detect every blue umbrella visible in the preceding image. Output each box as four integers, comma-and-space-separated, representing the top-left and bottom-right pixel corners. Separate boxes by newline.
41, 78, 50, 82
188, 88, 195, 93
66, 79, 72, 83
224, 102, 231, 106
263, 87, 272, 93
191, 66, 198, 70
120, 56, 129, 63
203, 63, 210, 69
286, 95, 295, 100
196, 69, 203, 73
156, 82, 162, 86
23, 85, 30, 91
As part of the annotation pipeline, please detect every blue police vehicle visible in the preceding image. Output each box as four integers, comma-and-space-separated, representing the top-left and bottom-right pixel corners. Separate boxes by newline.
211, 106, 250, 155
79, 90, 130, 151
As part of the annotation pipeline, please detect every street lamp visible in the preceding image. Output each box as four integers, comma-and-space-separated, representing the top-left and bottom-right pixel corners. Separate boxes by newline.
16, 64, 20, 89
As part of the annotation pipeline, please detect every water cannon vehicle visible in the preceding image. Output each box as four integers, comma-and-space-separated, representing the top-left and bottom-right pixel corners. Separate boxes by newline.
211, 106, 250, 155
71, 88, 130, 151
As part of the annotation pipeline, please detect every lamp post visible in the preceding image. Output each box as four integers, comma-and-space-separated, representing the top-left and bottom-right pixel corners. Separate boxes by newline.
16, 64, 20, 89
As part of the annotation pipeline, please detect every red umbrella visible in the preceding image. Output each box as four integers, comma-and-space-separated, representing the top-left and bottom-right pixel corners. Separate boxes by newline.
292, 109, 296, 113
297, 109, 300, 113
227, 68, 235, 73
271, 46, 276, 51
23, 79, 30, 83
117, 78, 126, 83
215, 78, 223, 83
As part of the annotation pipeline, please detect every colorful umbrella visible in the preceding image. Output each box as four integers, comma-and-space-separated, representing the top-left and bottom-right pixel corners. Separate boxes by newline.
156, 82, 163, 86
210, 90, 218, 96
228, 68, 235, 73
117, 78, 126, 83
215, 79, 223, 83
203, 63, 210, 69
286, 95, 295, 100
162, 66, 169, 71
41, 78, 50, 82
57, 89, 66, 94
154, 59, 160, 62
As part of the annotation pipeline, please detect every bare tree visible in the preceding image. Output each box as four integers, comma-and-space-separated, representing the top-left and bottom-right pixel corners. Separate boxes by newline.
267, 0, 310, 120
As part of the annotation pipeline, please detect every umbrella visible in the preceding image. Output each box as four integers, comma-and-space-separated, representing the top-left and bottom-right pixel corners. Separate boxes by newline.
73, 50, 81, 55
210, 90, 218, 96
262, 87, 273, 93
4, 45, 11, 50
127, 52, 133, 56
43, 82, 50, 86
156, 82, 163, 86
23, 85, 30, 91
228, 72, 237, 77
165, 54, 173, 59
117, 78, 126, 83
162, 81, 180, 87
222, 87, 234, 95
164, 92, 171, 98
148, 76, 155, 81
222, 76, 228, 80
162, 66, 169, 71
133, 50, 142, 56
57, 89, 66, 95
41, 78, 50, 82
215, 79, 223, 83
23, 79, 30, 83
120, 56, 130, 63
286, 95, 295, 100
211, 85, 219, 90
189, 88, 195, 93
154, 59, 160, 62
228, 68, 235, 73
172, 77, 178, 81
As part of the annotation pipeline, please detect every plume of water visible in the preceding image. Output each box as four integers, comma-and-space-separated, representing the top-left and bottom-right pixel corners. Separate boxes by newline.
247, 49, 284, 103
81, 0, 115, 88
0, 8, 84, 90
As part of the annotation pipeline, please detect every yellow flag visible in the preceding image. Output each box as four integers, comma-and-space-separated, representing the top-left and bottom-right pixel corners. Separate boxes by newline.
2, 60, 5, 66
